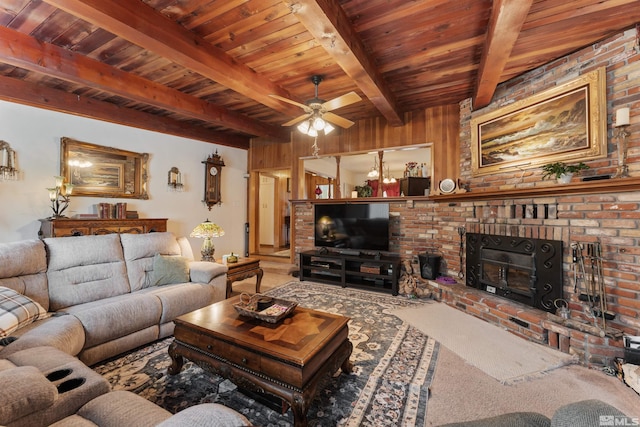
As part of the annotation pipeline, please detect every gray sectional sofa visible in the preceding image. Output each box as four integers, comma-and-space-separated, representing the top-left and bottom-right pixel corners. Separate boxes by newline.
0, 232, 251, 426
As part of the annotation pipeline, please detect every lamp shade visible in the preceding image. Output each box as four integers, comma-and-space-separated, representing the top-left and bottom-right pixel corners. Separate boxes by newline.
190, 219, 225, 238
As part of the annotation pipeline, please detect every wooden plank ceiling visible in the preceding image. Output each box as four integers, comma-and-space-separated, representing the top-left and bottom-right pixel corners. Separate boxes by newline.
0, 0, 638, 149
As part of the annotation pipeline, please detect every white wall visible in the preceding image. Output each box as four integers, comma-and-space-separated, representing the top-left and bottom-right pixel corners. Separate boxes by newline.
0, 100, 248, 259
259, 175, 275, 245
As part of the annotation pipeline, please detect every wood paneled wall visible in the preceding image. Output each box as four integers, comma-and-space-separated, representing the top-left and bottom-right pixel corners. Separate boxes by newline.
249, 105, 460, 256
250, 105, 461, 197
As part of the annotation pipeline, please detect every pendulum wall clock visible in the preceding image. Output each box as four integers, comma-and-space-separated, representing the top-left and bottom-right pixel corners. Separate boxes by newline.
203, 151, 225, 210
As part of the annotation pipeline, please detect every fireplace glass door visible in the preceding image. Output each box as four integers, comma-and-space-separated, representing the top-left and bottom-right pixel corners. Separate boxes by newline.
480, 248, 535, 298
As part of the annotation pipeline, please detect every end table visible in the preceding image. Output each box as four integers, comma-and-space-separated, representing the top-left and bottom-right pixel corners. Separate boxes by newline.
225, 257, 263, 298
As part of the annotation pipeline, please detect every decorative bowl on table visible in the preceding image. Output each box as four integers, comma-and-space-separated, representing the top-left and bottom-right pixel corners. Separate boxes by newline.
233, 293, 298, 323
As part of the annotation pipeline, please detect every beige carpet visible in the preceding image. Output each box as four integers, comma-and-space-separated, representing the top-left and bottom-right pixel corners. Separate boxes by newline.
232, 272, 640, 424
427, 346, 640, 426
390, 302, 576, 384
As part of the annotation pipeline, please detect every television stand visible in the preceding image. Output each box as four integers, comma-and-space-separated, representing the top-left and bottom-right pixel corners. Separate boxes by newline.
339, 249, 360, 256
299, 250, 400, 295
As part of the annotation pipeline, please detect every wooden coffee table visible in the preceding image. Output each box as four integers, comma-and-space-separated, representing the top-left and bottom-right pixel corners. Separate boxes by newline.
168, 297, 353, 427
225, 257, 263, 298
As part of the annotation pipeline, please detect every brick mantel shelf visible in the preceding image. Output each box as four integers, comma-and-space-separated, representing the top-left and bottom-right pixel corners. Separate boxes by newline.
430, 177, 640, 202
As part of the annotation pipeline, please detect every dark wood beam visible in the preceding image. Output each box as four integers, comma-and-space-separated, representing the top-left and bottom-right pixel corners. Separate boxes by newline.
287, 0, 404, 126
0, 26, 289, 141
473, 0, 533, 109
42, 0, 303, 117
0, 75, 250, 149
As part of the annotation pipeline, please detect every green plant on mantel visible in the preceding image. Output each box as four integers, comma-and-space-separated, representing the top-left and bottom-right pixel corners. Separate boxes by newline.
355, 184, 373, 197
540, 161, 590, 180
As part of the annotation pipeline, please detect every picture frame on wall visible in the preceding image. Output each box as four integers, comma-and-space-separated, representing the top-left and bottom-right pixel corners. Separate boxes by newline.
470, 67, 607, 176
60, 137, 149, 199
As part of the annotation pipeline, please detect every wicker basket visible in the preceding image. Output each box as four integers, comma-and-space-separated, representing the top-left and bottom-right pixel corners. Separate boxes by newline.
233, 293, 298, 323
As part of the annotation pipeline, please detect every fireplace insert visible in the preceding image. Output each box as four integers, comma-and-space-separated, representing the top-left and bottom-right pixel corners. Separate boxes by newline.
466, 233, 563, 312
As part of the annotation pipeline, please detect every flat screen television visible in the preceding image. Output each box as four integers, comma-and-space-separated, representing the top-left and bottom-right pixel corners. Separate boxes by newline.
314, 202, 390, 251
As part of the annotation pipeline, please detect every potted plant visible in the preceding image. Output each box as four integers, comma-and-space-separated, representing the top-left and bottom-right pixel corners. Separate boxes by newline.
541, 161, 589, 183
355, 184, 373, 197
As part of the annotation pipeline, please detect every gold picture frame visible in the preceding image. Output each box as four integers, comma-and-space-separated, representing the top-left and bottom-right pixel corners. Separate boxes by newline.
470, 67, 607, 176
60, 137, 149, 199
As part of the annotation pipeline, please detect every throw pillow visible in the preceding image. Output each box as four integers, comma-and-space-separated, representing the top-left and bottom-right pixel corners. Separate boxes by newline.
150, 254, 190, 286
0, 286, 48, 338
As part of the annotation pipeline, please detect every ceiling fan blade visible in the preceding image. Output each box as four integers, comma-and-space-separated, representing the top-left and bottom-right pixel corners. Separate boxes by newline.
282, 113, 312, 127
323, 112, 355, 128
321, 92, 362, 111
269, 94, 312, 112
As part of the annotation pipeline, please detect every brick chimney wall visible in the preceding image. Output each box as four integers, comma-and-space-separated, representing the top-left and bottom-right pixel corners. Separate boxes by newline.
293, 29, 640, 367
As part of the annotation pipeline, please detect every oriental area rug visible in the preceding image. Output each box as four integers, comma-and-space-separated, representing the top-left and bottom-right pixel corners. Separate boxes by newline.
93, 281, 439, 427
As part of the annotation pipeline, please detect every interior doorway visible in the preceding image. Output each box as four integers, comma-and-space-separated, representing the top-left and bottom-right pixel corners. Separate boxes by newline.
253, 170, 291, 260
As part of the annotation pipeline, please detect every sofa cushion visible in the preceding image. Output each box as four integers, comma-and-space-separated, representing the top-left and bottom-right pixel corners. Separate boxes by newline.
157, 403, 252, 427
438, 412, 551, 427
190, 261, 228, 284
75, 390, 172, 426
61, 293, 162, 348
0, 239, 49, 309
120, 232, 182, 291
0, 365, 59, 425
45, 234, 130, 311
150, 254, 190, 286
144, 283, 216, 323
551, 399, 627, 427
0, 286, 49, 338
177, 236, 195, 261
0, 314, 85, 358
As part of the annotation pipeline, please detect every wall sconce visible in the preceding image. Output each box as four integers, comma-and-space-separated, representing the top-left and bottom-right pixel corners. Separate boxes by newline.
613, 107, 631, 178
47, 176, 74, 218
0, 140, 18, 181
167, 166, 184, 192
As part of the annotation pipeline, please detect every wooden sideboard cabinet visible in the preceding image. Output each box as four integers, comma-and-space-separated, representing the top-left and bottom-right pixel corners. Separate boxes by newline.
38, 218, 168, 238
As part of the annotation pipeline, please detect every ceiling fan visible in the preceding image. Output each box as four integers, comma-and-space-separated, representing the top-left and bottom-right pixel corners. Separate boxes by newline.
270, 75, 362, 135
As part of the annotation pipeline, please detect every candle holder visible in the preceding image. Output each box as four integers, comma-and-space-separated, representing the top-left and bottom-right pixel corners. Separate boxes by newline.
613, 107, 631, 179
167, 166, 184, 192
613, 126, 631, 178
47, 176, 74, 218
0, 140, 18, 181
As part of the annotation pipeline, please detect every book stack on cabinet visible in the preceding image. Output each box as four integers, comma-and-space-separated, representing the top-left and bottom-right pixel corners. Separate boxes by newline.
97, 202, 127, 219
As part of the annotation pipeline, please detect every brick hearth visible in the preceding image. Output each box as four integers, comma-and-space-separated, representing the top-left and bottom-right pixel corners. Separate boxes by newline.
427, 281, 623, 367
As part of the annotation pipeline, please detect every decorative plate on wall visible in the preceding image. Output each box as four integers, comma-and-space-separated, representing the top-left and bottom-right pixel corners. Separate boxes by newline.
438, 178, 456, 194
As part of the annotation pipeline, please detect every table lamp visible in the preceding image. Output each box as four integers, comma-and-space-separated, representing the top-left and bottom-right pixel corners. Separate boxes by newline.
190, 219, 224, 261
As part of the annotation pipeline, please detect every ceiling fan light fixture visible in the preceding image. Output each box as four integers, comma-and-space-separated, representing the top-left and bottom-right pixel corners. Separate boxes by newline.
297, 121, 311, 134
323, 123, 335, 135
313, 116, 326, 130
307, 127, 318, 137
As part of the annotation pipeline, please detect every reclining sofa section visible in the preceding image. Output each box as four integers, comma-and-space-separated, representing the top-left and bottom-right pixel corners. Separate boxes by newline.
0, 232, 228, 366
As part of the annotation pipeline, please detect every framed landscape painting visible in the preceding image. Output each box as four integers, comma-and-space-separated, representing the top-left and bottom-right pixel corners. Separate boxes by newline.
60, 137, 149, 199
470, 67, 607, 176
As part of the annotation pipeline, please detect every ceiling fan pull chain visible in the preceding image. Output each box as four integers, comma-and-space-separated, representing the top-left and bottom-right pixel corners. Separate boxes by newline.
312, 136, 320, 157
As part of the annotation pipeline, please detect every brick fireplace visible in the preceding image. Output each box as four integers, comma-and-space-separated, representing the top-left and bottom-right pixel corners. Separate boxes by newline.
291, 29, 639, 368
293, 197, 636, 367
465, 232, 563, 312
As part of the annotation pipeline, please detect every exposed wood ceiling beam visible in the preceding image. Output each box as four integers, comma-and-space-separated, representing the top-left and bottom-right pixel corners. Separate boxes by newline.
42, 0, 303, 118
0, 75, 250, 148
0, 26, 289, 141
473, 0, 533, 109
287, 0, 404, 126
